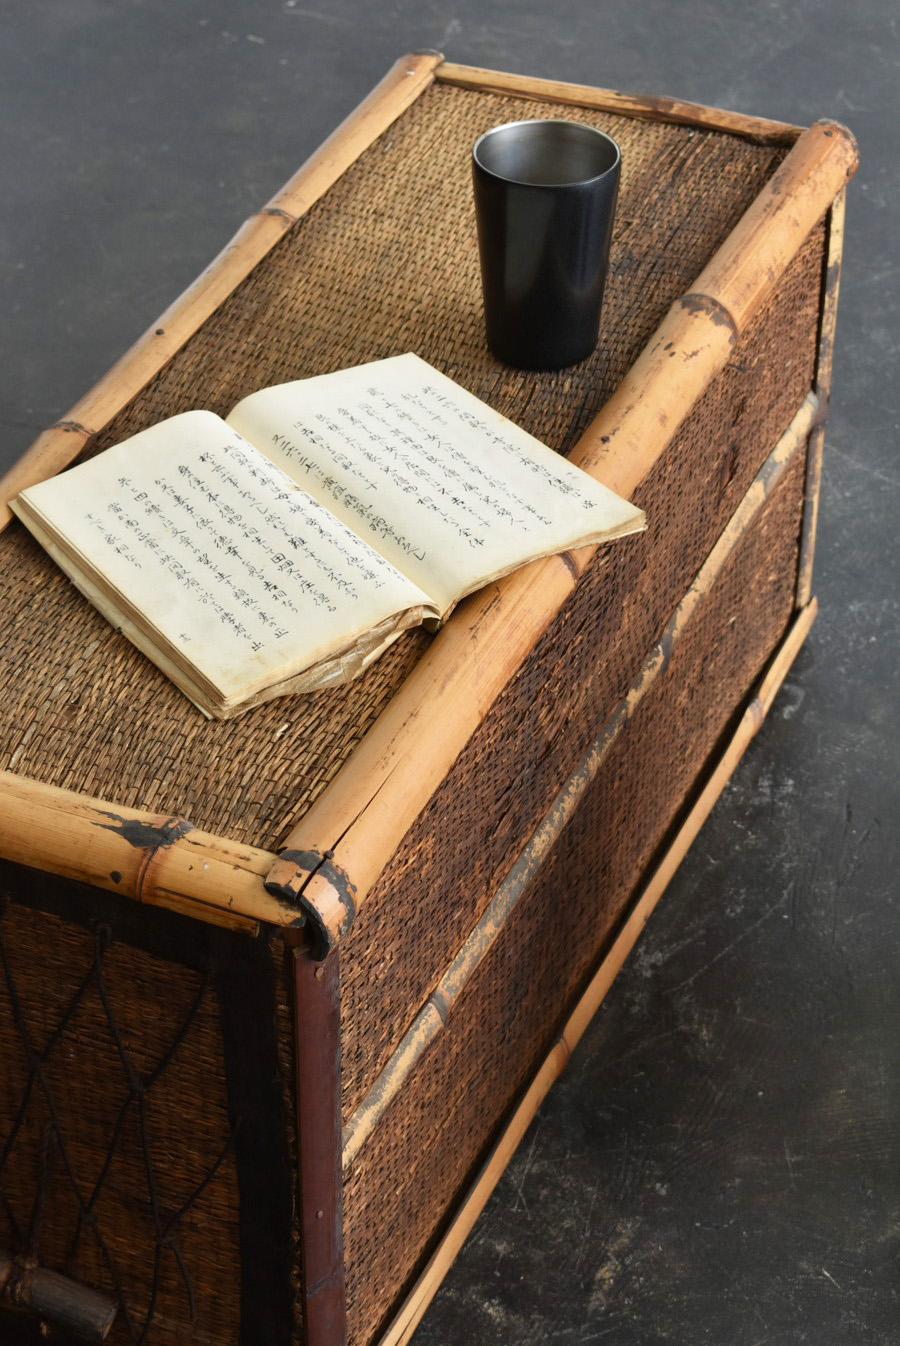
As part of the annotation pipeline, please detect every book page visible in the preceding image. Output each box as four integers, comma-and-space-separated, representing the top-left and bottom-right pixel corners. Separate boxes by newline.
227, 353, 644, 614
12, 412, 434, 707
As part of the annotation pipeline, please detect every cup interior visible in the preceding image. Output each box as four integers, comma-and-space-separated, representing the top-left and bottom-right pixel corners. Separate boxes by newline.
473, 119, 619, 188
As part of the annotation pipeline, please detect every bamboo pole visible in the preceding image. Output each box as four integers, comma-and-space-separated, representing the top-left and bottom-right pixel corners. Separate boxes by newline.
797, 188, 847, 607
0, 770, 306, 936
376, 599, 817, 1346
342, 1002, 444, 1171
267, 119, 857, 958
435, 62, 804, 146
0, 52, 443, 526
340, 395, 816, 1169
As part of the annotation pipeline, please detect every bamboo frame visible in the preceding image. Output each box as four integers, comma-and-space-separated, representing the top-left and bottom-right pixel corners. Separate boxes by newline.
0, 58, 856, 1346
797, 188, 847, 607
435, 61, 804, 146
341, 393, 818, 1170
377, 598, 818, 1346
0, 61, 856, 943
0, 770, 295, 936
0, 51, 443, 525
266, 117, 858, 958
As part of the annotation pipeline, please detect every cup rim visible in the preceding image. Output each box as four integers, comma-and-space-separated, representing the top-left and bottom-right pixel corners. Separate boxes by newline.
472, 118, 621, 189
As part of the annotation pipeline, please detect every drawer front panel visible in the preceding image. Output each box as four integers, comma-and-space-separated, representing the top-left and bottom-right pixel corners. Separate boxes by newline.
0, 875, 294, 1346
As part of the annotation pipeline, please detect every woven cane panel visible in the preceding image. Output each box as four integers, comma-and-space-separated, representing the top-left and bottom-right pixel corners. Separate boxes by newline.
338, 224, 823, 1120
342, 448, 807, 1345
0, 895, 239, 1345
0, 82, 784, 845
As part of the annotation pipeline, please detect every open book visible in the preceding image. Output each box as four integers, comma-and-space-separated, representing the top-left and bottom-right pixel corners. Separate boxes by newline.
11, 354, 645, 718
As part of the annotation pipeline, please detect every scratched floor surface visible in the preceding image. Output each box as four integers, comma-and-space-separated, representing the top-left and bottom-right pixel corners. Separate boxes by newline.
2, 2, 898, 1343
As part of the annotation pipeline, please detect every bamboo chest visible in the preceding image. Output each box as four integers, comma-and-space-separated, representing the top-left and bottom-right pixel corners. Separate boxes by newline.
0, 55, 855, 1346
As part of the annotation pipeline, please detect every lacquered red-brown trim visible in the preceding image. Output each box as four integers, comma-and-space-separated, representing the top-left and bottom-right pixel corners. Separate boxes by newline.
291, 946, 346, 1346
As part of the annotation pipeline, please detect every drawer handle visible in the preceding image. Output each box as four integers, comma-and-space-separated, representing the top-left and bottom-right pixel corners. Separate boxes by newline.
0, 1248, 117, 1341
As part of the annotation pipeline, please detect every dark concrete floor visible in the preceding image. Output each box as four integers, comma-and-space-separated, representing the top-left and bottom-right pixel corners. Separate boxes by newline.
2, 3, 897, 1344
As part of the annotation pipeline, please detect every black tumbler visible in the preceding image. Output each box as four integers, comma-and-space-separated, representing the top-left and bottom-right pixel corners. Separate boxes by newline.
472, 119, 621, 370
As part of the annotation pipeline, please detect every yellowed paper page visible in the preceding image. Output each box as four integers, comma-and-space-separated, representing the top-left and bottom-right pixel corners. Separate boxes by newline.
2, 508, 428, 718
13, 411, 434, 706
227, 353, 645, 613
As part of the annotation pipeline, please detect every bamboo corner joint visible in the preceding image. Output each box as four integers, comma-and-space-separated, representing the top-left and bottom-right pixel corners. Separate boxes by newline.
266, 849, 358, 959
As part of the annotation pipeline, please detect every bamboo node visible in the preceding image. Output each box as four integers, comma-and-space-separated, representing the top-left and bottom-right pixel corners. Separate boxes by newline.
93, 812, 193, 851
262, 205, 297, 224
748, 697, 766, 732
52, 420, 94, 437
677, 292, 739, 342
557, 550, 580, 582
92, 811, 194, 904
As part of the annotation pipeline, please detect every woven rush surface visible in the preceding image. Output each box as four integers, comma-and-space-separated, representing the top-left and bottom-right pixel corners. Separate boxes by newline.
338, 225, 823, 1121
0, 881, 240, 1346
341, 445, 808, 1346
0, 82, 785, 845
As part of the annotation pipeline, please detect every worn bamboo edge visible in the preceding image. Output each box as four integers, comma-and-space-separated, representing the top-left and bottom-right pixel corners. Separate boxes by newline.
797, 188, 846, 607
376, 598, 818, 1346
0, 52, 443, 525
0, 770, 310, 937
267, 117, 857, 958
341, 393, 817, 1169
435, 61, 804, 145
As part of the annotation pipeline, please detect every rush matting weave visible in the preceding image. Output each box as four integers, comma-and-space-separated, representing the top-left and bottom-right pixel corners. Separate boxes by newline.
0, 82, 785, 850
337, 226, 824, 1124
342, 444, 808, 1343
